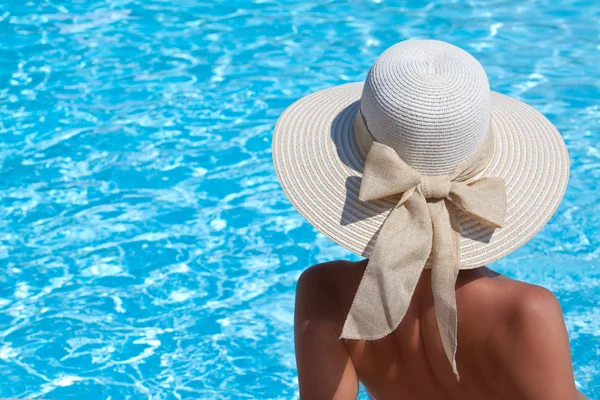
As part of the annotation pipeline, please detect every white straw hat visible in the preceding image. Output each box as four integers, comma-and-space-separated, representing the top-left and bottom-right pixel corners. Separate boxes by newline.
272, 39, 569, 378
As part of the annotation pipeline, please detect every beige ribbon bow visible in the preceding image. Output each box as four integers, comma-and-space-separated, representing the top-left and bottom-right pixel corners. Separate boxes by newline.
340, 110, 507, 380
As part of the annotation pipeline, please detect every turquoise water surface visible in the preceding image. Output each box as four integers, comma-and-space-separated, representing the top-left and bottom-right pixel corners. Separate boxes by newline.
1, 0, 599, 399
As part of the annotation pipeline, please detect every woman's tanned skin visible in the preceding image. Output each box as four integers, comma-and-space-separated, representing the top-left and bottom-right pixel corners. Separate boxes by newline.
294, 259, 587, 400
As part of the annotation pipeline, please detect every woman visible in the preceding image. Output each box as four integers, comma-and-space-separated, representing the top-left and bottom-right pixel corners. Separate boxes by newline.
273, 40, 588, 399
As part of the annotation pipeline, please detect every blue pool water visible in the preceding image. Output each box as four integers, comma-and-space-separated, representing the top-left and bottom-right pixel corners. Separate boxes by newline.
0, 0, 599, 398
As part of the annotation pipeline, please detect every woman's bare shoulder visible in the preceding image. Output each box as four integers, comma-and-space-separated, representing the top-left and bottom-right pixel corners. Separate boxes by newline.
455, 268, 564, 338
456, 270, 579, 399
296, 261, 559, 315
297, 261, 561, 318
454, 268, 565, 352
295, 260, 562, 333
295, 259, 368, 332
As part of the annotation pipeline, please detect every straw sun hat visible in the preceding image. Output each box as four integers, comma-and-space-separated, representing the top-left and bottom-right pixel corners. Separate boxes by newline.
272, 39, 569, 379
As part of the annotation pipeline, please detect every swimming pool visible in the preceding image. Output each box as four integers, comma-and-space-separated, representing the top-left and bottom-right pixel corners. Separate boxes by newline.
0, 0, 598, 398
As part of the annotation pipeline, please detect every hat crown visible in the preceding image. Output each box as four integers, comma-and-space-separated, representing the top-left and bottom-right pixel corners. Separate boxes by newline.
360, 40, 492, 175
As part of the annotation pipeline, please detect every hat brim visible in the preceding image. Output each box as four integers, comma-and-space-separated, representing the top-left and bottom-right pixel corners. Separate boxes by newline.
272, 82, 569, 268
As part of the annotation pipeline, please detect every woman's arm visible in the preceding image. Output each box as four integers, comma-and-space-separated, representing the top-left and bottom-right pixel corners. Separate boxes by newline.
294, 264, 359, 400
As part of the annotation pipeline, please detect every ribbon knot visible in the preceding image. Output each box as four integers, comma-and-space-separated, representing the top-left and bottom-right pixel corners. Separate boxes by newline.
421, 175, 451, 199
341, 109, 507, 381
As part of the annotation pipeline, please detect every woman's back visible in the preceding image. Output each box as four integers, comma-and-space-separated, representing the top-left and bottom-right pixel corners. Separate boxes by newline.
294, 260, 585, 400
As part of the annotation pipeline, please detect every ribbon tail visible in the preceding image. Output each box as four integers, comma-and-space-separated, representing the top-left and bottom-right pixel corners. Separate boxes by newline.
428, 200, 461, 381
340, 190, 432, 340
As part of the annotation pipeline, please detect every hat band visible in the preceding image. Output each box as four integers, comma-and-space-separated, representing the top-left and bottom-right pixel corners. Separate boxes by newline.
353, 107, 496, 182
341, 105, 506, 381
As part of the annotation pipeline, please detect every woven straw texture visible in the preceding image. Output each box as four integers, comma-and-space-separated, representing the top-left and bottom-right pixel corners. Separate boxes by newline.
273, 82, 569, 267
360, 40, 491, 175
272, 41, 569, 269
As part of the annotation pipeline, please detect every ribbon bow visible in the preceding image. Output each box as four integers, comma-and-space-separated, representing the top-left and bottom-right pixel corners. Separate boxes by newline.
340, 110, 507, 380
